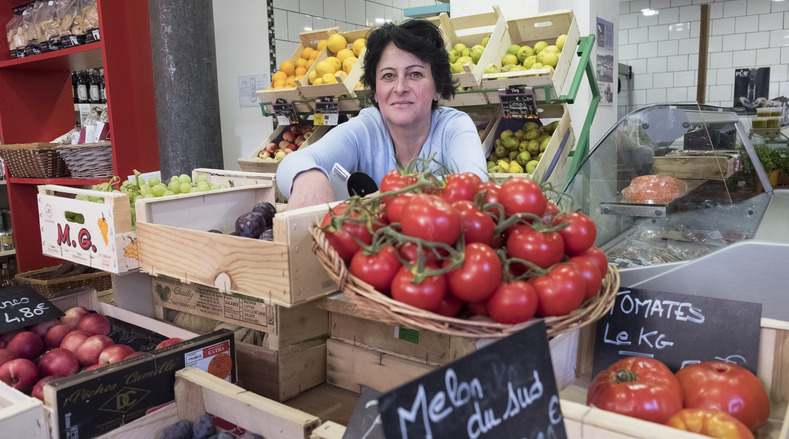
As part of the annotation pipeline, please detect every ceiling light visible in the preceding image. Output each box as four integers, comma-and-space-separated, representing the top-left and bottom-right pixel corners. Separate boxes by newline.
641, 8, 659, 16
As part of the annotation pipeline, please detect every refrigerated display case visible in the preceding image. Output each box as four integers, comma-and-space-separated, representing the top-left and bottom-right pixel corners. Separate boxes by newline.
562, 103, 789, 320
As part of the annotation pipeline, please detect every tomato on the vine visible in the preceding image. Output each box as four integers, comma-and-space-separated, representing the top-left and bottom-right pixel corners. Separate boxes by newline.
556, 212, 597, 256
400, 194, 461, 246
439, 172, 482, 203
379, 169, 417, 202
541, 200, 560, 224
452, 200, 496, 246
499, 177, 546, 217
384, 192, 415, 224
506, 225, 565, 270
390, 264, 446, 312
587, 357, 683, 424
578, 246, 609, 277
444, 243, 501, 303
397, 241, 442, 266
320, 204, 374, 264
477, 181, 503, 219
466, 299, 489, 316
487, 281, 539, 324
434, 294, 463, 318
675, 362, 770, 432
666, 409, 754, 439
349, 246, 402, 294
567, 255, 603, 300
529, 264, 585, 316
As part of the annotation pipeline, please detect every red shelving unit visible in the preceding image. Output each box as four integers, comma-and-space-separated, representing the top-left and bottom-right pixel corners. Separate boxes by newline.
0, 1, 160, 272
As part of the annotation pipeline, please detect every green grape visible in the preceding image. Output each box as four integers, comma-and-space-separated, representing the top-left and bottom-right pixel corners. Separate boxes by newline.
121, 180, 134, 190
179, 182, 192, 193
143, 193, 155, 198
139, 184, 151, 196
152, 184, 166, 197
178, 174, 191, 184
170, 176, 180, 185
148, 177, 161, 186
75, 194, 89, 201
163, 190, 175, 196
167, 181, 181, 194
196, 181, 210, 192
217, 184, 227, 189
195, 174, 209, 183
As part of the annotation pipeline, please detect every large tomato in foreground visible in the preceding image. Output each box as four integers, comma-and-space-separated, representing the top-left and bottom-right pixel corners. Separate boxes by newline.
506, 225, 565, 270
349, 246, 402, 293
487, 281, 539, 324
400, 194, 461, 246
452, 200, 496, 246
556, 212, 597, 256
444, 243, 501, 303
666, 409, 754, 439
379, 169, 417, 202
320, 204, 374, 264
440, 172, 482, 203
499, 177, 547, 217
587, 357, 683, 424
529, 264, 585, 317
390, 265, 446, 312
675, 362, 770, 432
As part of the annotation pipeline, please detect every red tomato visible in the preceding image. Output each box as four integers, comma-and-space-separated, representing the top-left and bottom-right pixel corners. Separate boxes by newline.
541, 200, 560, 224
506, 225, 565, 269
675, 362, 770, 431
529, 264, 585, 316
397, 241, 441, 266
466, 299, 489, 316
384, 192, 415, 224
444, 243, 502, 303
567, 256, 603, 300
434, 294, 463, 318
556, 212, 597, 256
390, 265, 446, 312
349, 246, 402, 293
400, 194, 461, 246
578, 246, 609, 277
452, 200, 496, 246
666, 409, 754, 439
499, 177, 546, 217
379, 169, 417, 202
487, 281, 539, 324
477, 181, 503, 219
320, 204, 374, 264
587, 357, 684, 424
440, 172, 482, 203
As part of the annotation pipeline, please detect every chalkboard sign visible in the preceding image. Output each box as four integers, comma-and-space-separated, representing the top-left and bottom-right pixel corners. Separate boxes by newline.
272, 99, 299, 125
343, 385, 385, 439
314, 97, 339, 126
377, 321, 566, 439
0, 285, 64, 333
499, 88, 537, 119
593, 288, 762, 377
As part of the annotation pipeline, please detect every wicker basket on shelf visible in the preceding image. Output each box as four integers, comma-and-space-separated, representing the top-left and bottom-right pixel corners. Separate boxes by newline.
15, 265, 112, 299
0, 142, 70, 178
311, 226, 620, 339
56, 141, 114, 179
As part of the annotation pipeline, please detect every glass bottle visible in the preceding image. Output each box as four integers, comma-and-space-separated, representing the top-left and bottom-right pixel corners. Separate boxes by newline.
89, 69, 101, 103
0, 263, 12, 288
99, 68, 106, 103
72, 72, 78, 103
77, 70, 89, 103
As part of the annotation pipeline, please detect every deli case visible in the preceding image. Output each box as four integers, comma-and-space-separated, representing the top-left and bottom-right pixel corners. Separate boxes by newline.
562, 103, 789, 321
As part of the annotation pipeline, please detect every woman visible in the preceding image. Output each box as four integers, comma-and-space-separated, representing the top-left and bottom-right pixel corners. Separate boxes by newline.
277, 19, 488, 210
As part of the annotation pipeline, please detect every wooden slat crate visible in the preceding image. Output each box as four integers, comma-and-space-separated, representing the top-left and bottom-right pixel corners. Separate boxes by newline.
237, 122, 333, 173
551, 318, 789, 439
481, 9, 580, 101
297, 29, 368, 100
0, 384, 48, 439
135, 187, 338, 307
99, 368, 322, 439
652, 152, 737, 180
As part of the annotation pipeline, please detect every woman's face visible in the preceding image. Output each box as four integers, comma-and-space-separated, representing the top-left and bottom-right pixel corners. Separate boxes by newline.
374, 42, 439, 129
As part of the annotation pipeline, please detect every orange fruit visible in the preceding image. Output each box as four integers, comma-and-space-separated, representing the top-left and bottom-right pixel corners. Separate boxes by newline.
301, 46, 314, 60
309, 49, 319, 60
296, 58, 307, 68
306, 59, 315, 69
295, 66, 307, 77
286, 76, 297, 87
272, 79, 286, 89
317, 40, 328, 52
271, 71, 287, 84
280, 60, 295, 76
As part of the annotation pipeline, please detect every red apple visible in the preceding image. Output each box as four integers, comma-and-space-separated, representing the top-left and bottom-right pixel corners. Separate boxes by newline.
0, 358, 39, 390
83, 363, 106, 372
0, 348, 17, 367
75, 335, 114, 367
77, 313, 111, 336
155, 338, 184, 350
98, 345, 134, 365
265, 142, 277, 153
32, 376, 58, 401
281, 131, 295, 142
44, 324, 75, 349
278, 140, 291, 150
28, 320, 59, 339
38, 348, 80, 378
6, 331, 44, 360
60, 306, 90, 327
60, 330, 91, 353
0, 329, 21, 347
123, 351, 146, 361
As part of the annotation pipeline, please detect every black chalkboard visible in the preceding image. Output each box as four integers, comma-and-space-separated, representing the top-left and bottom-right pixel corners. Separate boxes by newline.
0, 285, 65, 333
593, 288, 762, 377
377, 321, 566, 439
343, 385, 385, 439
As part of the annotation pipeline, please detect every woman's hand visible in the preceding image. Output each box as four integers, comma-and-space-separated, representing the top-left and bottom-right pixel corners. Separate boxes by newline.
285, 169, 334, 210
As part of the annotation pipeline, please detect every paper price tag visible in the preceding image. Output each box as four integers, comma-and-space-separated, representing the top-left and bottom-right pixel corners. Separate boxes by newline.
272, 99, 299, 125
500, 87, 537, 119
314, 97, 339, 126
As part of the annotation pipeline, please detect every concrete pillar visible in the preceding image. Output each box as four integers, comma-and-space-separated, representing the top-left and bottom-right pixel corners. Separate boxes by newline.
148, 0, 223, 177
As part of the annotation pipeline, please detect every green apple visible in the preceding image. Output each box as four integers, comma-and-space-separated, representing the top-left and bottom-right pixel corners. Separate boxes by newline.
524, 129, 540, 141
513, 129, 526, 140
500, 129, 514, 138
494, 145, 507, 157
556, 34, 567, 50
527, 140, 540, 155
456, 55, 472, 66
516, 46, 534, 63
501, 64, 514, 72
516, 151, 531, 166
522, 55, 536, 69
484, 63, 501, 74
525, 160, 539, 174
453, 43, 467, 53
506, 44, 521, 56
533, 41, 548, 54
481, 35, 490, 47
530, 62, 544, 70
524, 121, 539, 131
540, 137, 551, 152
511, 65, 526, 72
471, 47, 484, 64
501, 53, 518, 66
448, 49, 460, 64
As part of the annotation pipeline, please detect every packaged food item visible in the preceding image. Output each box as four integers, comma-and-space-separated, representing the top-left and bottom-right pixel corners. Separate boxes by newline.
58, 0, 85, 47
82, 0, 99, 43
622, 175, 688, 205
5, 8, 25, 58
18, 3, 36, 56
34, 0, 60, 52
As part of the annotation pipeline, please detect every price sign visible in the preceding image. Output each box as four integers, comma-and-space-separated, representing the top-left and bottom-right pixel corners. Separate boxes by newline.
377, 321, 566, 439
499, 87, 537, 119
272, 99, 299, 125
314, 97, 339, 126
343, 385, 385, 439
593, 288, 762, 376
0, 285, 64, 333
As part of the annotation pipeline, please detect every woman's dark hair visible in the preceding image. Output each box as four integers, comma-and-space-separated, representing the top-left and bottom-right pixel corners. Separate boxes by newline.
362, 19, 456, 110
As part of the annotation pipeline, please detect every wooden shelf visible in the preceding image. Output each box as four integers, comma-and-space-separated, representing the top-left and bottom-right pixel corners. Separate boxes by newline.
0, 249, 15, 257
0, 42, 103, 72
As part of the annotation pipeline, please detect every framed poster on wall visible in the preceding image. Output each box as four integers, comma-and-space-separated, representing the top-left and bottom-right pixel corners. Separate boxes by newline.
734, 67, 770, 114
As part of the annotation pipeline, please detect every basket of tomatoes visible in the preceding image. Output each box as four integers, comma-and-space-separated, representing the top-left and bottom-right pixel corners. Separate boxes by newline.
310, 161, 619, 338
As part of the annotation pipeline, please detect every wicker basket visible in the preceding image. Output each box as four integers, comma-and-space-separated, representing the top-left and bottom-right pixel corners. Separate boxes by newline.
0, 143, 70, 178
56, 142, 114, 179
311, 226, 620, 339
15, 266, 113, 299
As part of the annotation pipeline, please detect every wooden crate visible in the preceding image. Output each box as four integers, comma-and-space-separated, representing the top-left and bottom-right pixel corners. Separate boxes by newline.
433, 6, 507, 88
484, 103, 575, 187
481, 9, 580, 101
551, 318, 789, 439
237, 121, 333, 173
98, 367, 322, 439
258, 28, 340, 114
236, 339, 327, 402
0, 384, 48, 439
652, 152, 737, 180
135, 188, 339, 307
297, 29, 368, 99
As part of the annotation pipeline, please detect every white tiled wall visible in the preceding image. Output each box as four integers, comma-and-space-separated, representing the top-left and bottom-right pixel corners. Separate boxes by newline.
272, 0, 442, 66
618, 0, 789, 115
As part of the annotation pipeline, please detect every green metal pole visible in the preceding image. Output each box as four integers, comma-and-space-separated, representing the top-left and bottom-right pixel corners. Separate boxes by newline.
561, 34, 600, 181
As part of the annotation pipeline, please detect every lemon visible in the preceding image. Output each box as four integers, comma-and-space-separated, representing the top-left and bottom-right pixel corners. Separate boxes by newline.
481, 35, 490, 47
530, 62, 544, 70
336, 48, 354, 64
316, 60, 335, 76
336, 70, 347, 81
501, 53, 518, 66
325, 56, 342, 71
522, 55, 536, 69
322, 73, 339, 84
556, 34, 567, 51
313, 77, 324, 85
516, 46, 533, 63
541, 51, 559, 68
533, 41, 548, 54
308, 70, 318, 84
317, 39, 328, 52
342, 56, 357, 74
352, 38, 366, 57
453, 43, 467, 53
327, 34, 347, 54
